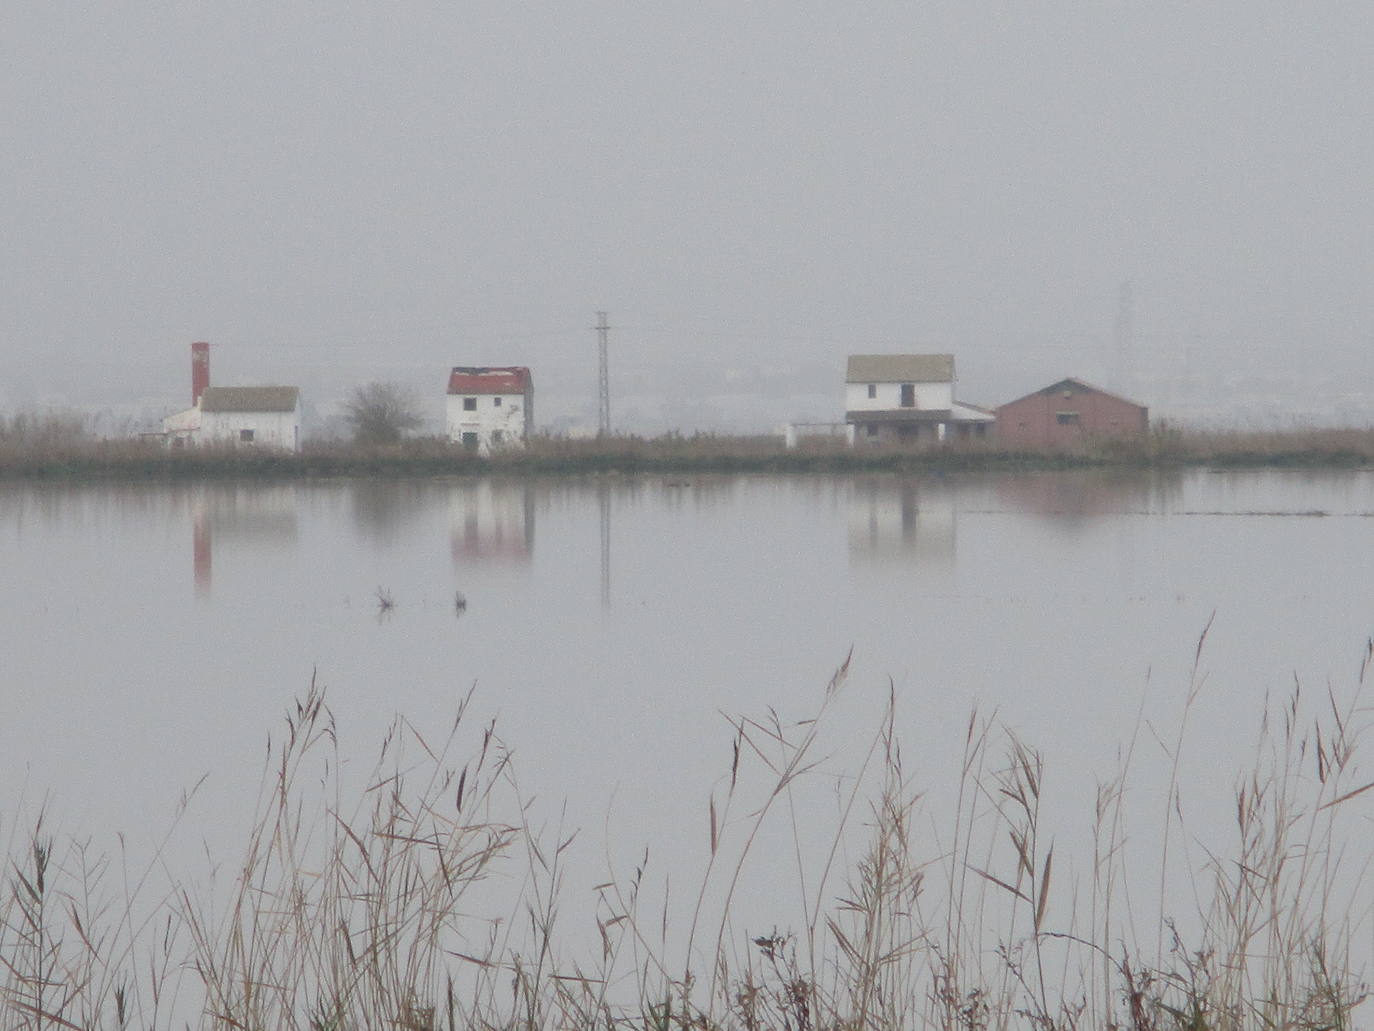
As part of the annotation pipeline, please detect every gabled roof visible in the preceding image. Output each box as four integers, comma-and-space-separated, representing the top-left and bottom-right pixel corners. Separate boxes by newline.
846, 354, 954, 384
998, 377, 1146, 410
448, 366, 532, 395
199, 386, 299, 413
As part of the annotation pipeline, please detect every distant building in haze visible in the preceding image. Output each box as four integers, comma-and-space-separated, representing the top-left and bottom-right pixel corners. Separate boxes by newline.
160, 343, 302, 451
995, 377, 1148, 448
844, 354, 994, 444
446, 366, 534, 452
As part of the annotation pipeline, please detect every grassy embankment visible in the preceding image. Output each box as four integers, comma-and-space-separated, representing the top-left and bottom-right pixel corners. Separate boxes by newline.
2, 638, 1371, 1030
5, 412, 1374, 479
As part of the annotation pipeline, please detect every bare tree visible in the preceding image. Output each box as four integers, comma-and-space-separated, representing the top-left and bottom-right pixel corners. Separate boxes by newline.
343, 382, 425, 445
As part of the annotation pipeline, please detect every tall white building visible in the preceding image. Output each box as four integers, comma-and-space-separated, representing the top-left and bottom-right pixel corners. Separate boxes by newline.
445, 367, 533, 451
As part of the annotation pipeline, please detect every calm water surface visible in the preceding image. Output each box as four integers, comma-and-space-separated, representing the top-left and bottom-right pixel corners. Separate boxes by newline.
3, 469, 1373, 943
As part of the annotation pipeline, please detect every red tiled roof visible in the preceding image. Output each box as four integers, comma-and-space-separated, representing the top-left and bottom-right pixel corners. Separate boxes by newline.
447, 366, 531, 395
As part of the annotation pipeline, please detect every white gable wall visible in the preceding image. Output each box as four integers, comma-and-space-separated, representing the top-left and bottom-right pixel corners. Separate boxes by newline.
846, 380, 954, 412
446, 392, 529, 451
200, 410, 301, 451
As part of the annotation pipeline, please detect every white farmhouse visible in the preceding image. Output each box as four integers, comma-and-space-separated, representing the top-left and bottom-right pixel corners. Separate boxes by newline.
198, 387, 302, 450
446, 367, 533, 451
845, 354, 994, 444
162, 387, 302, 450
159, 343, 302, 451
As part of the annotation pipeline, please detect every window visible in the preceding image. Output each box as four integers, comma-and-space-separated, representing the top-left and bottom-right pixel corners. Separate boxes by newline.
492, 430, 503, 444
1056, 412, 1081, 426
239, 429, 255, 442
867, 384, 876, 399
866, 424, 878, 437
900, 384, 915, 407
463, 397, 477, 411
461, 432, 479, 449
493, 396, 502, 406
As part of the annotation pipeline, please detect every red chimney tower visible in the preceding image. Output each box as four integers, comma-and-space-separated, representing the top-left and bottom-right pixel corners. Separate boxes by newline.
192, 342, 210, 406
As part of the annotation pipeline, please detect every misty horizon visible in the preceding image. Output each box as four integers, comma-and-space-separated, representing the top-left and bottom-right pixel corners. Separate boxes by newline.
5, 2, 1371, 432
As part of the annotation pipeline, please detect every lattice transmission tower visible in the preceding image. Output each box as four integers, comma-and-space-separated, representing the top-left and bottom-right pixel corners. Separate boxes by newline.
1113, 281, 1134, 395
595, 311, 611, 436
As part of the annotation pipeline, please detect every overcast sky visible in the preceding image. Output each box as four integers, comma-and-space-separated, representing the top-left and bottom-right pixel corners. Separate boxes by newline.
4, 2, 1372, 427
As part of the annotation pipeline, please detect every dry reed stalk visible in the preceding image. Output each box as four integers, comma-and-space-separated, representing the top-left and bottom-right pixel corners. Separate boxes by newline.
3, 643, 1372, 1030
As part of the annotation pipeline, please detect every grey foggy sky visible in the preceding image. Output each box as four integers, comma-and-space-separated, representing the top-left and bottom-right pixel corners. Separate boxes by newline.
4, 2, 1372, 427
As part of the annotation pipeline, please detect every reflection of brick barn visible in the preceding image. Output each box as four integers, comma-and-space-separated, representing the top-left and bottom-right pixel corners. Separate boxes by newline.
995, 378, 1147, 448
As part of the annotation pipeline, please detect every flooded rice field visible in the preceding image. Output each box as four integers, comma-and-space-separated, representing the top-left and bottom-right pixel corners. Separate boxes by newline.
3, 468, 1373, 975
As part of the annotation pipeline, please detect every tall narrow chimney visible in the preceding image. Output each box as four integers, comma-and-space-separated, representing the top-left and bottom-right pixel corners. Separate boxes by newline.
192, 342, 210, 406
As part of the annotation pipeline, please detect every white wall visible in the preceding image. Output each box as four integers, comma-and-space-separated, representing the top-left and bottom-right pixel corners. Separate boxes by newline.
446, 392, 529, 451
845, 380, 954, 412
199, 410, 301, 451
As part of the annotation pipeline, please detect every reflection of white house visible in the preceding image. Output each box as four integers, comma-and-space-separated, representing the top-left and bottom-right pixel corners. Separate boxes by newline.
191, 485, 300, 594
163, 387, 302, 451
449, 481, 534, 562
446, 367, 533, 452
845, 354, 994, 444
847, 480, 957, 562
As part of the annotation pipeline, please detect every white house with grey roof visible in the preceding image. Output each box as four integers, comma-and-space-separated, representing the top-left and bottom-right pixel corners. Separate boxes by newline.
845, 354, 994, 445
162, 387, 302, 451
198, 387, 301, 450
161, 344, 302, 450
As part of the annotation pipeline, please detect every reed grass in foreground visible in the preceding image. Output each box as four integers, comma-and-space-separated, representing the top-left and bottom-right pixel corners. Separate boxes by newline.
2, 646, 1371, 1030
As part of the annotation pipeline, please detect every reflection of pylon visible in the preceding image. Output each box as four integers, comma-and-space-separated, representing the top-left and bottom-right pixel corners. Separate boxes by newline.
596, 311, 611, 436
598, 482, 611, 608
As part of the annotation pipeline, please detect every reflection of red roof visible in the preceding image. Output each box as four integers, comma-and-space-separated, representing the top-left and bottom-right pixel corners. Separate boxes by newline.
447, 366, 532, 395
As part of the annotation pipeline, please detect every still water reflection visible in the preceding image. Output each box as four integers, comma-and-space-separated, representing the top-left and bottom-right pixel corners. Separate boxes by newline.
3, 470, 1373, 953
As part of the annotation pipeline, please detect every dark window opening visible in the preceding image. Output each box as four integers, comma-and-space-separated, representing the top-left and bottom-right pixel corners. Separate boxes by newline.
900, 383, 915, 407
493, 396, 502, 406
239, 429, 255, 442
1056, 412, 1081, 426
866, 424, 878, 437
461, 432, 479, 449
867, 384, 876, 399
463, 397, 477, 411
492, 430, 503, 444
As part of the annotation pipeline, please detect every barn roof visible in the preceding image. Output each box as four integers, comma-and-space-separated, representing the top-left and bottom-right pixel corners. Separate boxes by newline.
846, 354, 954, 384
448, 366, 532, 394
997, 377, 1146, 410
199, 386, 299, 413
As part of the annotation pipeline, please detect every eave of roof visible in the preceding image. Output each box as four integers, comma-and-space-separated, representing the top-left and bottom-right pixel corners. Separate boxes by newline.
996, 377, 1147, 411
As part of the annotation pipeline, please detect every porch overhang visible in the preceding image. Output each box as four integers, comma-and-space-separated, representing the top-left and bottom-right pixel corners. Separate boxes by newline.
845, 409, 953, 425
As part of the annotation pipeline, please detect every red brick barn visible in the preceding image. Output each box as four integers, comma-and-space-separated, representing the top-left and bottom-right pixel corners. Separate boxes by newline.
995, 378, 1148, 448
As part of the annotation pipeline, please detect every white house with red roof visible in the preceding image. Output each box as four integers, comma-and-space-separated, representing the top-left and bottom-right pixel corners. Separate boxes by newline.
445, 366, 533, 451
